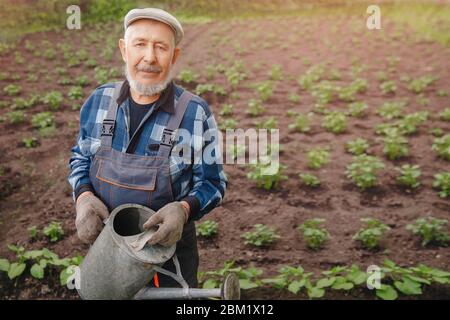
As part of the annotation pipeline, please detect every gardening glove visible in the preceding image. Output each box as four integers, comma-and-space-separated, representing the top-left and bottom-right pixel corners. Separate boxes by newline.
143, 202, 188, 247
75, 192, 109, 244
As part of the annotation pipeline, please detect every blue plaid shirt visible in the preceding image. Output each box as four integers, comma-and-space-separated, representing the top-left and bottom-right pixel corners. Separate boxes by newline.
68, 81, 227, 220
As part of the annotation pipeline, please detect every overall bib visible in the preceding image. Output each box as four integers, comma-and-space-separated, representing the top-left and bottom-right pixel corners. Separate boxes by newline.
89, 82, 200, 287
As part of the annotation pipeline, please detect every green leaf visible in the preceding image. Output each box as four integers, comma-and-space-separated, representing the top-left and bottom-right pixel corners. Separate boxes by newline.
316, 277, 336, 288
70, 255, 84, 266
383, 259, 396, 269
7, 244, 24, 254
8, 262, 26, 279
261, 277, 286, 288
433, 277, 450, 284
23, 250, 43, 260
333, 282, 354, 290
39, 259, 48, 268
202, 279, 218, 289
429, 269, 450, 278
49, 258, 70, 267
346, 266, 367, 285
403, 274, 430, 285
239, 279, 259, 290
60, 267, 75, 286
42, 248, 58, 260
394, 279, 422, 295
0, 258, 10, 272
288, 280, 305, 294
30, 263, 44, 279
376, 284, 398, 300
332, 278, 354, 290
307, 286, 325, 299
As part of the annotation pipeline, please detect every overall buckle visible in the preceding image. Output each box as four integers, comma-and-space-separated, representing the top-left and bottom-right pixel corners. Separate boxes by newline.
160, 128, 175, 146
101, 119, 115, 136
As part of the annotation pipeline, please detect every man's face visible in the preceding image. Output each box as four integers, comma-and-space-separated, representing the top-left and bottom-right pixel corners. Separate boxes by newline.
119, 19, 180, 92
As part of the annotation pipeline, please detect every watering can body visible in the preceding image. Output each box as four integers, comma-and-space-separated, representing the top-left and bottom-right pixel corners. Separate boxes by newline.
77, 203, 176, 300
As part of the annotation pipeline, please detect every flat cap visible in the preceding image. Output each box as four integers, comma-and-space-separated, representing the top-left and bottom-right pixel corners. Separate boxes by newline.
124, 8, 184, 45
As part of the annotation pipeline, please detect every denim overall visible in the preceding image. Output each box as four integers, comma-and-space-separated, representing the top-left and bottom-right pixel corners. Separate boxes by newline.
89, 81, 200, 287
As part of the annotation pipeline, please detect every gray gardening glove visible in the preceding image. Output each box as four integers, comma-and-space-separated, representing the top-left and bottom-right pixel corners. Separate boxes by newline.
75, 192, 109, 244
143, 202, 188, 247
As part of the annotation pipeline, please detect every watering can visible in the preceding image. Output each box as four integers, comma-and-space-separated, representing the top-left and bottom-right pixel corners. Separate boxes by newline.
77, 203, 240, 300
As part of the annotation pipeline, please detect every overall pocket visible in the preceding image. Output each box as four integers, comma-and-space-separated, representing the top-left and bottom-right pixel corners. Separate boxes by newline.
95, 159, 157, 209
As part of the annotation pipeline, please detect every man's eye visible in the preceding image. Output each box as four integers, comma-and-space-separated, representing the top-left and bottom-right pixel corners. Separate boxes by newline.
136, 43, 145, 47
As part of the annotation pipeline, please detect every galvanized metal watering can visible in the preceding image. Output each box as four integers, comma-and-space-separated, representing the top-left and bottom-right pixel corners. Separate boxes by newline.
77, 203, 240, 300
77, 203, 176, 300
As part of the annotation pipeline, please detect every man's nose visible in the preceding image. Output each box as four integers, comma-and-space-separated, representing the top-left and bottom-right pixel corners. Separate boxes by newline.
143, 45, 157, 64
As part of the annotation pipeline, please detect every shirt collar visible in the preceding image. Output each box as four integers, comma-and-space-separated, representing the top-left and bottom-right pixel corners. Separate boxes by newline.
155, 80, 175, 114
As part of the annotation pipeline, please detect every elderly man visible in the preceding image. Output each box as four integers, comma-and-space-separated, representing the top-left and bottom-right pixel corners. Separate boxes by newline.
68, 8, 227, 288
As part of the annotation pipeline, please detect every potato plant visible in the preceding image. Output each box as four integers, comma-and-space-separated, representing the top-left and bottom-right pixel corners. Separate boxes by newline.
322, 111, 347, 134
406, 217, 449, 247
7, 111, 25, 124
353, 218, 390, 250
43, 221, 64, 242
396, 164, 421, 189
299, 173, 321, 187
0, 244, 82, 284
380, 80, 397, 94
432, 134, 450, 161
383, 134, 409, 160
3, 84, 21, 96
307, 147, 330, 169
197, 220, 218, 238
247, 160, 288, 190
439, 108, 450, 121
347, 102, 368, 118
407, 75, 436, 94
298, 219, 330, 250
242, 224, 280, 247
346, 138, 370, 155
346, 155, 385, 190
288, 113, 313, 133
179, 69, 199, 84
31, 112, 55, 129
254, 81, 274, 101
377, 101, 406, 120
433, 172, 450, 198
42, 91, 63, 111
219, 104, 233, 117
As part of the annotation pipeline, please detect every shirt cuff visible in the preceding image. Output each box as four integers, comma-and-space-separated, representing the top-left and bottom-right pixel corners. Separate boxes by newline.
180, 195, 200, 222
74, 183, 95, 201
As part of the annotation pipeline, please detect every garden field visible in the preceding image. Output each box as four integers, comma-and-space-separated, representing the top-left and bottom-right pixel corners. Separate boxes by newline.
0, 0, 449, 300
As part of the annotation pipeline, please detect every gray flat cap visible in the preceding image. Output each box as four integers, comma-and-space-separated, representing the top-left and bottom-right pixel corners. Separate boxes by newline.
124, 8, 184, 45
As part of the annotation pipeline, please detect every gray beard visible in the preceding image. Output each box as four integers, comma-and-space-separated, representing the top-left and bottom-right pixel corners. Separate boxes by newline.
124, 65, 173, 96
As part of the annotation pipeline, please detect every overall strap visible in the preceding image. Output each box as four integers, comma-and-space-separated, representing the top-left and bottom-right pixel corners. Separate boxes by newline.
100, 81, 124, 147
157, 90, 199, 158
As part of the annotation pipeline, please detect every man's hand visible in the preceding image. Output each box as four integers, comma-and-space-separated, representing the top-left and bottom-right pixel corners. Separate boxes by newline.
75, 191, 109, 244
143, 201, 189, 247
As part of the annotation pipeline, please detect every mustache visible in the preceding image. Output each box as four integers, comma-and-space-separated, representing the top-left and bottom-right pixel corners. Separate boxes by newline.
136, 64, 162, 73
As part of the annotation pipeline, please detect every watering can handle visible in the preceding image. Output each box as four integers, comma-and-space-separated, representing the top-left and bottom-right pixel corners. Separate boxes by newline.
152, 254, 190, 296
127, 230, 190, 293
129, 229, 155, 251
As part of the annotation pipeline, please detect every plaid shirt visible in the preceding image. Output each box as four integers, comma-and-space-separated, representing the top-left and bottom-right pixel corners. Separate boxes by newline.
67, 81, 227, 221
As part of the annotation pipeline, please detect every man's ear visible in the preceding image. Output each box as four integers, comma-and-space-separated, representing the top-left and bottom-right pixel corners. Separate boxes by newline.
119, 39, 127, 63
171, 47, 181, 65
